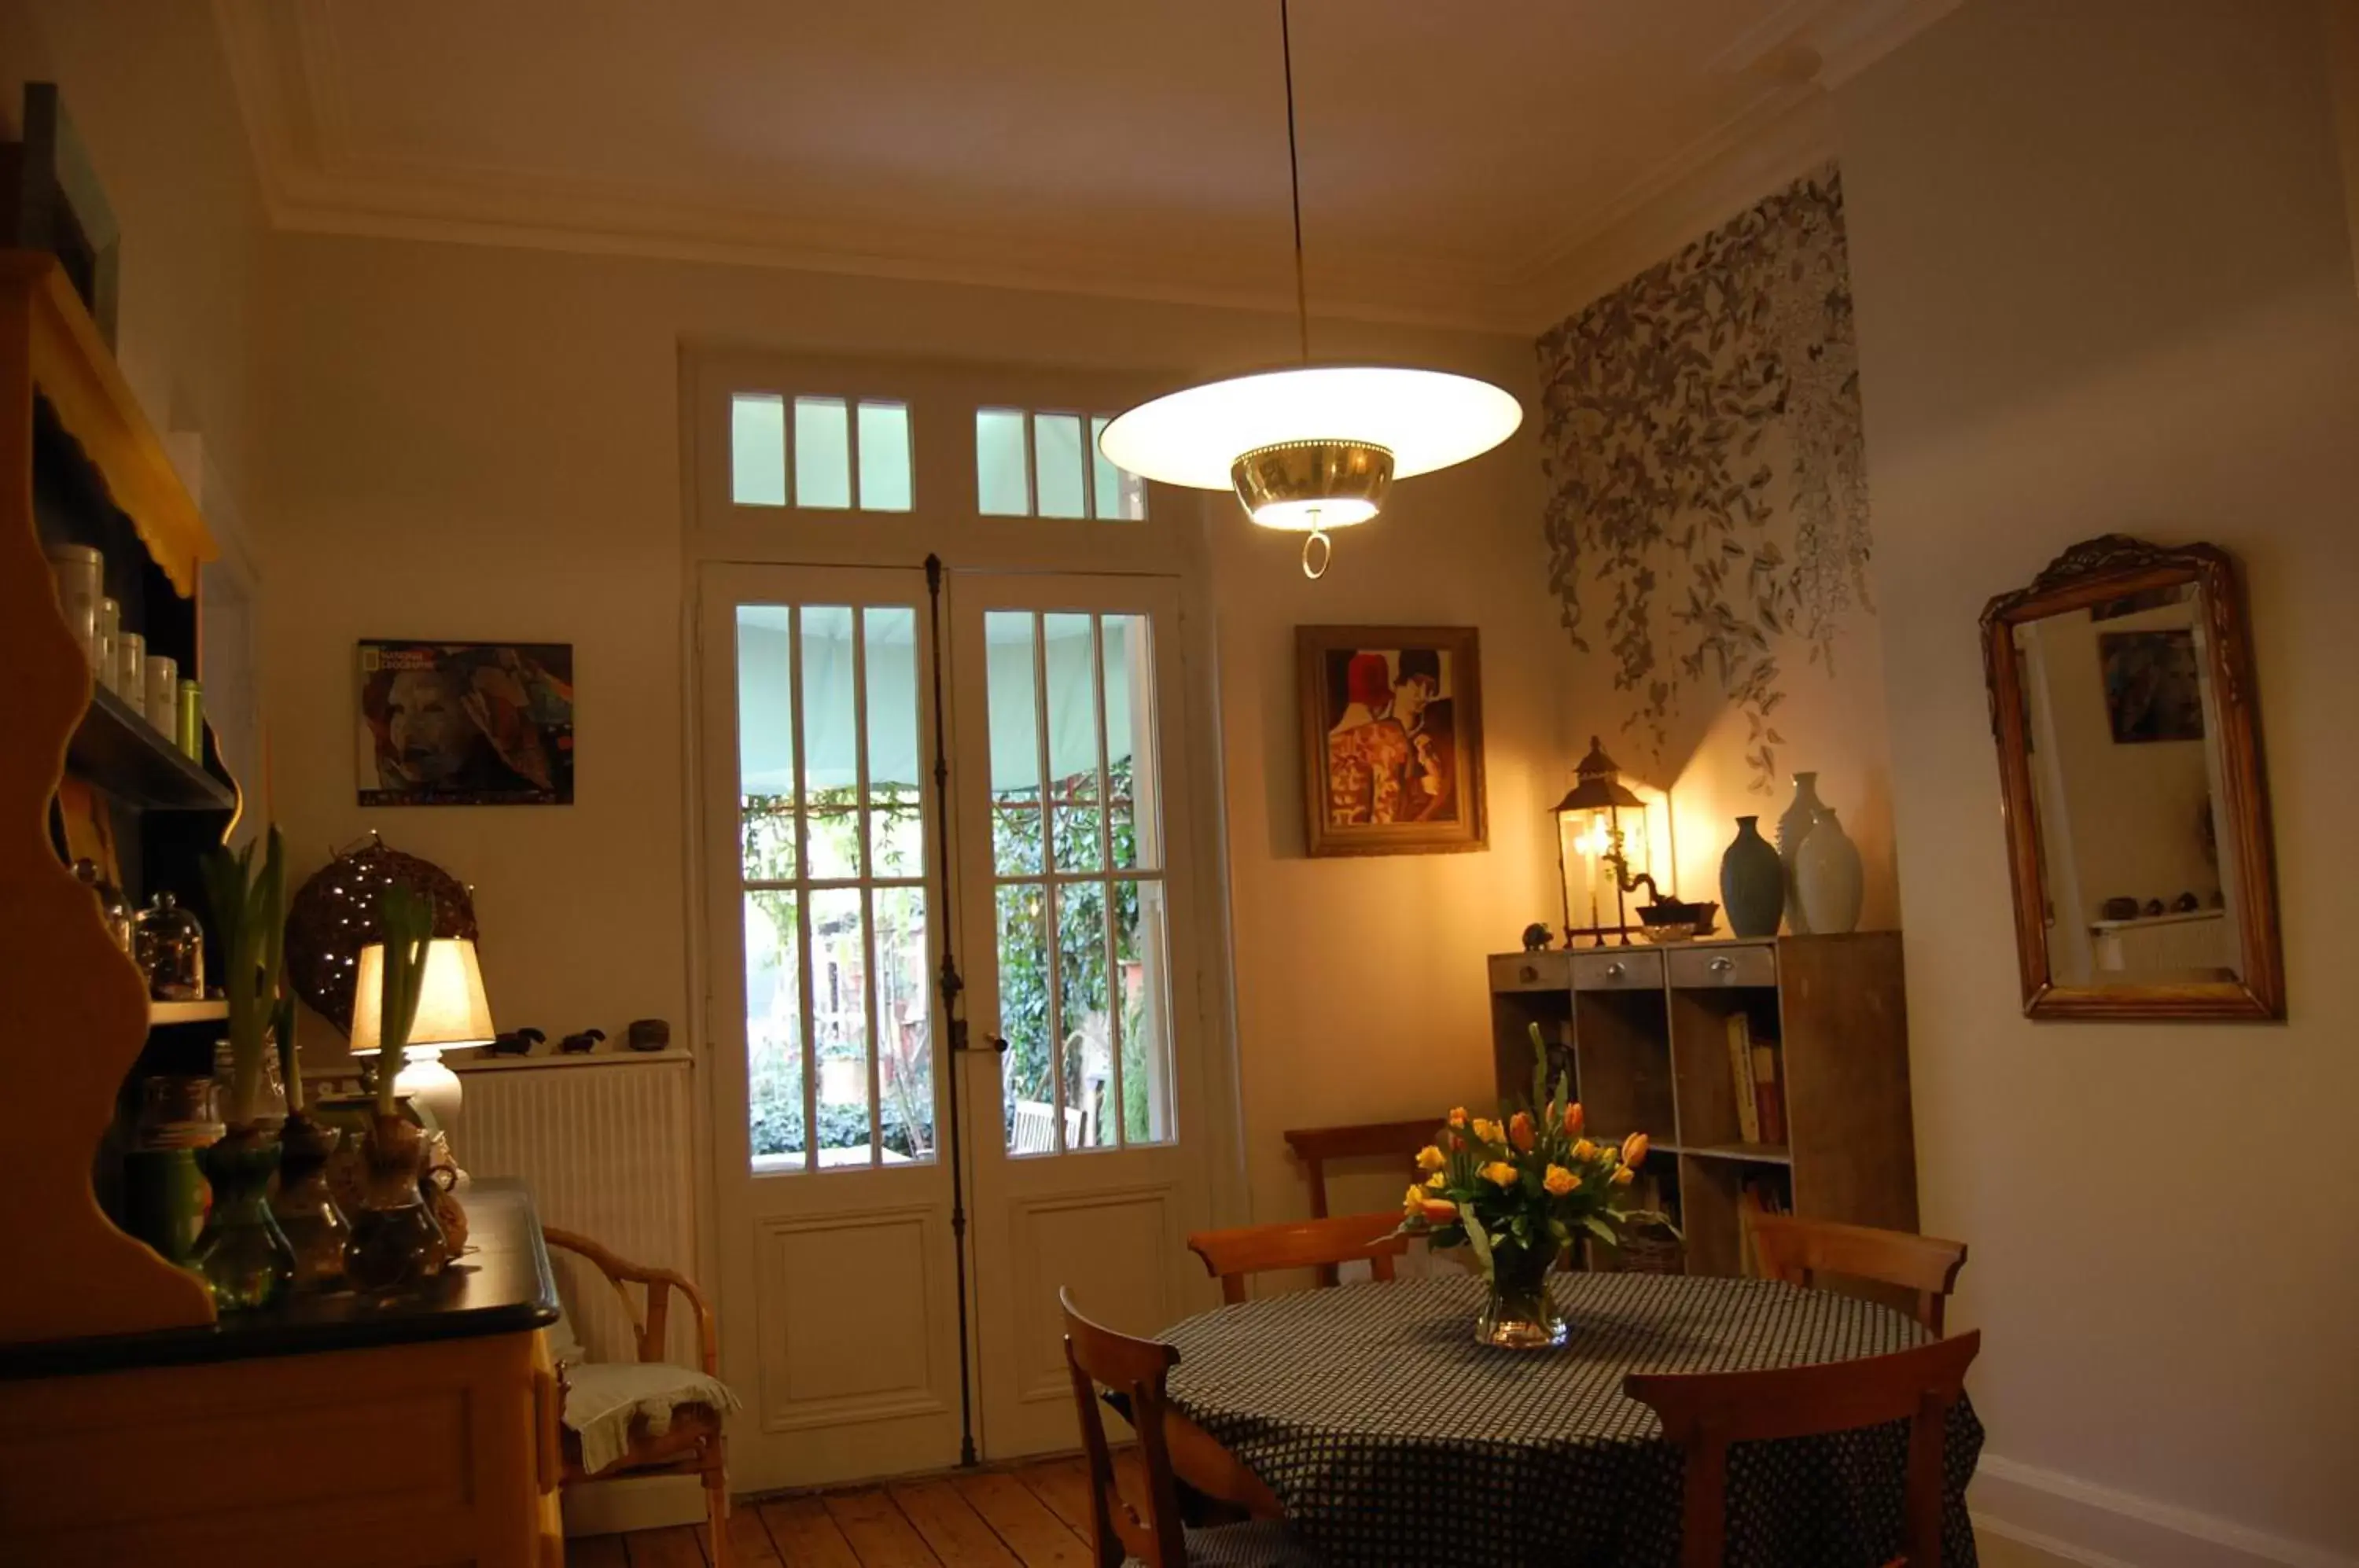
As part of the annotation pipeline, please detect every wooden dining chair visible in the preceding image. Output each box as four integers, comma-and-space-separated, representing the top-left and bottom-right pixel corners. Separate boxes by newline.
1625, 1330, 1982, 1568
1746, 1213, 1969, 1334
1186, 1213, 1409, 1305
1060, 1290, 1315, 1567
1282, 1120, 1433, 1284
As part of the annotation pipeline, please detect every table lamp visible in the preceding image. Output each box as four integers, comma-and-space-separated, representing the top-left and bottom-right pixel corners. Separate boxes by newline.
1552, 738, 1652, 947
350, 937, 495, 1153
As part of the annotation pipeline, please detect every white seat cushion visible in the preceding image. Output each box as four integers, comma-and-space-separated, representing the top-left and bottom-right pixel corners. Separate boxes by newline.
562, 1360, 740, 1476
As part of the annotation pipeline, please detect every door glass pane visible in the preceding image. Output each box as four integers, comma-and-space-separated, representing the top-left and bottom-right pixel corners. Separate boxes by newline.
731, 394, 786, 507
1033, 414, 1087, 519
985, 612, 1042, 876
856, 401, 912, 512
998, 883, 1054, 1154
800, 607, 861, 880
977, 410, 1031, 516
745, 890, 804, 1163
737, 605, 797, 881
1057, 882, 1113, 1148
873, 884, 933, 1161
1091, 416, 1146, 521
794, 397, 853, 510
1101, 614, 1152, 870
864, 608, 924, 878
1116, 880, 1173, 1145
809, 887, 871, 1165
1044, 613, 1102, 873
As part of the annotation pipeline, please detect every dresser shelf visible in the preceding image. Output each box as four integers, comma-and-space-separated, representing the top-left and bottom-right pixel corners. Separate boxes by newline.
66, 684, 233, 812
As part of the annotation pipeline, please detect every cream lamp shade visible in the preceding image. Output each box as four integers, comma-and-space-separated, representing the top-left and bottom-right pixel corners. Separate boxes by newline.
350, 937, 495, 1055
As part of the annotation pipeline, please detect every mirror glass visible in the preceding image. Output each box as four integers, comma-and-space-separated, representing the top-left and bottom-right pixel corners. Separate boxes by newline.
2009, 578, 2244, 989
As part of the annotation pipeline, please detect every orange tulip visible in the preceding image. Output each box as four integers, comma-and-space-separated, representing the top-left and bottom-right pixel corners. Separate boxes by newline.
1447, 1106, 1468, 1128
1480, 1161, 1519, 1188
1508, 1112, 1535, 1152
1543, 1165, 1579, 1196
1572, 1138, 1598, 1162
1611, 1166, 1636, 1187
1562, 1102, 1585, 1138
1621, 1132, 1650, 1167
1418, 1198, 1459, 1223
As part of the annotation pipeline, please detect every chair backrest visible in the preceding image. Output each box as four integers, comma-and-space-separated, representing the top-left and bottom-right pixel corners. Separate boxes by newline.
1013, 1099, 1087, 1156
1186, 1213, 1409, 1305
1281, 1119, 1433, 1284
1746, 1213, 1969, 1335
1060, 1290, 1190, 1568
1625, 1330, 1981, 1568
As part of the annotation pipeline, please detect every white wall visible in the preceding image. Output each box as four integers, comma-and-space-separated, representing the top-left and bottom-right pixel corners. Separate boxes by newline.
255, 233, 1562, 1230
1838, 1, 2359, 1559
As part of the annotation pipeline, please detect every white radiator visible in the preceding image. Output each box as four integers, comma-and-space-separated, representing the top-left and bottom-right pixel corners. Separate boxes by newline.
457, 1052, 700, 1367
2092, 910, 2232, 976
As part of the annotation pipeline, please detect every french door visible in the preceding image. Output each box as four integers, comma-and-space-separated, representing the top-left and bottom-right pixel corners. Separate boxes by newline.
698, 561, 1213, 1492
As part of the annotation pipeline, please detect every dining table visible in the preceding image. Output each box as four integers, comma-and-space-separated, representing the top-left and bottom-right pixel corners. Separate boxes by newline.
1161, 1269, 1982, 1568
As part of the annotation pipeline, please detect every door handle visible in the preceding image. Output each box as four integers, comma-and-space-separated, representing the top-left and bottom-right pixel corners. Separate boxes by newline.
959, 1032, 1010, 1055
1709, 957, 1734, 974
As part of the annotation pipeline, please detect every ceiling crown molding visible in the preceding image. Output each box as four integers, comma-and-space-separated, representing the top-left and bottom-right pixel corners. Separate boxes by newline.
213, 0, 1960, 338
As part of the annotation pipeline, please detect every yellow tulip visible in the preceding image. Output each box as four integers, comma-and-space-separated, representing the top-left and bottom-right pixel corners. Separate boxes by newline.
1481, 1161, 1519, 1188
1543, 1165, 1579, 1196
1472, 1118, 1503, 1144
1612, 1166, 1636, 1186
1402, 1183, 1427, 1216
1562, 1102, 1585, 1138
1447, 1106, 1468, 1128
1416, 1145, 1447, 1172
1426, 1170, 1448, 1189
1572, 1138, 1597, 1162
1621, 1132, 1651, 1166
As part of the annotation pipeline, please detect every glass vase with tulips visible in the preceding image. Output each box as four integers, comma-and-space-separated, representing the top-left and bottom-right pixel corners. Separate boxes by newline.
1399, 1024, 1676, 1348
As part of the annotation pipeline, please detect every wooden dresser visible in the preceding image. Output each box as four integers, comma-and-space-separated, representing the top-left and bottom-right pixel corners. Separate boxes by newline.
0, 1180, 565, 1567
1488, 933, 1917, 1278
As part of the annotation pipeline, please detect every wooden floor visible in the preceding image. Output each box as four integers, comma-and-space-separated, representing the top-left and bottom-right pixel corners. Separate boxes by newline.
576, 1456, 1108, 1566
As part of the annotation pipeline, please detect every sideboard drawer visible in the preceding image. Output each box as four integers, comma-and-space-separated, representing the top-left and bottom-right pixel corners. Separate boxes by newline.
1572, 950, 1662, 992
1667, 944, 1778, 989
1489, 951, 1571, 993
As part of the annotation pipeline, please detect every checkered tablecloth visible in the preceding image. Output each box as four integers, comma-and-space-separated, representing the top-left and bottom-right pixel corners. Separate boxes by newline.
1161, 1271, 1981, 1568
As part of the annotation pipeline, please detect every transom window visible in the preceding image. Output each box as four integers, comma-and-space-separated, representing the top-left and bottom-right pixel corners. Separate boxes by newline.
977, 410, 1147, 521
984, 609, 1174, 1154
731, 394, 913, 512
735, 602, 933, 1169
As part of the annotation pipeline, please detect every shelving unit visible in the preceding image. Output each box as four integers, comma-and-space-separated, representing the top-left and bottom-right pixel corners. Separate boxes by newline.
1488, 933, 1917, 1283
67, 684, 234, 812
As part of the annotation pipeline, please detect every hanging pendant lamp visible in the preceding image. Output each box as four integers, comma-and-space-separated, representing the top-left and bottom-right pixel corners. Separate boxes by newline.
1096, 0, 1523, 580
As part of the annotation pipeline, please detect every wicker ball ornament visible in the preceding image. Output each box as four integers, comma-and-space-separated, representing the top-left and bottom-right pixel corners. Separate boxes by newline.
285, 837, 478, 1034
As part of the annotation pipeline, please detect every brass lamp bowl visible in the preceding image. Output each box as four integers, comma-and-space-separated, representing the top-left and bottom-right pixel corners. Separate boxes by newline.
1230, 439, 1394, 531
1637, 899, 1720, 944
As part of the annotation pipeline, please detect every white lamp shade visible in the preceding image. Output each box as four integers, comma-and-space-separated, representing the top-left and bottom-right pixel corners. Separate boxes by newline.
351, 938, 496, 1053
1096, 365, 1524, 490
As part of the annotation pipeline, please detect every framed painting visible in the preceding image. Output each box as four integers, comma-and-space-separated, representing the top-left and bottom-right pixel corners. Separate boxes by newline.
1297, 624, 1486, 857
356, 640, 575, 805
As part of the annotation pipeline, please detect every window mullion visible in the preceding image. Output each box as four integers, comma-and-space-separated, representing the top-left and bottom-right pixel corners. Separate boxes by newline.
789, 605, 818, 1173
851, 608, 881, 1165
1031, 611, 1065, 1153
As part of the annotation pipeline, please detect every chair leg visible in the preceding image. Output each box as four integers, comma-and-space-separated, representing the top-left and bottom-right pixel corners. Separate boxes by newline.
704, 1448, 730, 1568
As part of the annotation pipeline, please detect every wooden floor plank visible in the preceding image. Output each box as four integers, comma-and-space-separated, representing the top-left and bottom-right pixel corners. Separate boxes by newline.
1016, 1458, 1096, 1540
953, 1471, 1094, 1568
569, 1537, 631, 1568
624, 1524, 710, 1568
756, 1496, 863, 1568
823, 1488, 941, 1567
726, 1501, 786, 1565
889, 1479, 1022, 1567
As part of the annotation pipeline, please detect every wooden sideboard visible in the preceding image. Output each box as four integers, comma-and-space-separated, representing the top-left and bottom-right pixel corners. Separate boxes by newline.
0, 1181, 565, 1567
1487, 933, 1918, 1279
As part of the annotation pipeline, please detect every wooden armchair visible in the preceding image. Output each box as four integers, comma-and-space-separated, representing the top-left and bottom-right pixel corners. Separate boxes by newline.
1187, 1213, 1408, 1304
542, 1226, 731, 1566
1281, 1119, 1434, 1284
1745, 1213, 1969, 1335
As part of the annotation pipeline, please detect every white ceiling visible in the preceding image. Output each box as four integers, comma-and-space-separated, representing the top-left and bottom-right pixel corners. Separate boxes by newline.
213, 0, 1956, 333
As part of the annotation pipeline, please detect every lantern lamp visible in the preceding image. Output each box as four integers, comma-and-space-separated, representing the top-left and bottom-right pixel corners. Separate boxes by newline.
1551, 737, 1654, 947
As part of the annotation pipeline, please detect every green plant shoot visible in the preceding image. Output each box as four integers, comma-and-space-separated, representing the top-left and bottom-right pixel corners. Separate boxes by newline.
374, 885, 434, 1117
200, 826, 288, 1126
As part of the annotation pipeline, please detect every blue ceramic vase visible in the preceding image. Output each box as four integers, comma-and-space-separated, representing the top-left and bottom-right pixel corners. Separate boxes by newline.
1719, 815, 1785, 938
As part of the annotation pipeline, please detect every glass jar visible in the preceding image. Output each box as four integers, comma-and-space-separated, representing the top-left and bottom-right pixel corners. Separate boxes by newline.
272, 1113, 350, 1292
193, 1129, 294, 1312
345, 1115, 447, 1296
212, 1037, 287, 1131
44, 543, 102, 675
72, 858, 134, 955
138, 1073, 223, 1149
136, 892, 205, 1001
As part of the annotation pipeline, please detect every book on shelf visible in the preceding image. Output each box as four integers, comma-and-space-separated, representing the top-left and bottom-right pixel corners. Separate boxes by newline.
1724, 1014, 1761, 1143
1736, 1173, 1788, 1275
1752, 1043, 1787, 1147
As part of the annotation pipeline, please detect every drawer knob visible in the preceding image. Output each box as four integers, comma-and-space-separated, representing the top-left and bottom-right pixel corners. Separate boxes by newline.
1709, 957, 1735, 974
1605, 962, 1626, 980
1518, 965, 1538, 984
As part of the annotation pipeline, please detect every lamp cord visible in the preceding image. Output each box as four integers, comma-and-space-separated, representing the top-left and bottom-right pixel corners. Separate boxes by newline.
1280, 0, 1309, 365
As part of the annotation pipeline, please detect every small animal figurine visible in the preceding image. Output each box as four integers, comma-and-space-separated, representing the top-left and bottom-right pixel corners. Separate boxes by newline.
491, 1026, 546, 1058
1520, 922, 1554, 953
559, 1028, 606, 1055
626, 1018, 670, 1053
2172, 891, 2200, 914
2142, 898, 2166, 918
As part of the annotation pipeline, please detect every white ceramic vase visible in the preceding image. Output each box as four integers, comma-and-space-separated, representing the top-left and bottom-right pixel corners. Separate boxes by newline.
1795, 808, 1864, 936
1776, 772, 1827, 934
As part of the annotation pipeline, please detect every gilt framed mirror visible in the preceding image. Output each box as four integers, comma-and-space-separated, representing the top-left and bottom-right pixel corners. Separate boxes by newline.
1981, 536, 2283, 1020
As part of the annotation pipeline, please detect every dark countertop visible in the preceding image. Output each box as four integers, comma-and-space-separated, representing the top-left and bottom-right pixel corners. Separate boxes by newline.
0, 1177, 559, 1380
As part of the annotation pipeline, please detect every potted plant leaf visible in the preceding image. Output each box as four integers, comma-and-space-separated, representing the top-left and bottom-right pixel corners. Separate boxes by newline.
344, 885, 447, 1294
192, 826, 296, 1310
